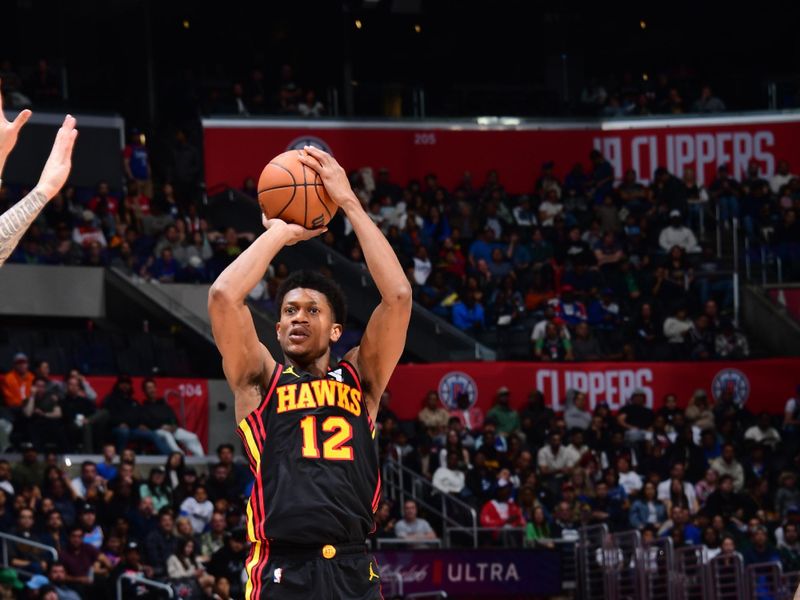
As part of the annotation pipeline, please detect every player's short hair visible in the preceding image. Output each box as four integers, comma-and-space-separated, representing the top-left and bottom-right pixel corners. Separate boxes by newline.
275, 270, 347, 325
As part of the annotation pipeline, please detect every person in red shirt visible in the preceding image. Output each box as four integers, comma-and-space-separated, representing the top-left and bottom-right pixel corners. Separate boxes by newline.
480, 479, 526, 545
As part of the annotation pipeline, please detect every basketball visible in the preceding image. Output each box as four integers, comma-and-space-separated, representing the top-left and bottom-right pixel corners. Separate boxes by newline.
257, 150, 337, 229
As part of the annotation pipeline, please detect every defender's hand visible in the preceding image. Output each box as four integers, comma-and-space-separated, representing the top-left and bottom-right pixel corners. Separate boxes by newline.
0, 79, 32, 171
263, 216, 327, 246
35, 114, 78, 200
297, 145, 358, 209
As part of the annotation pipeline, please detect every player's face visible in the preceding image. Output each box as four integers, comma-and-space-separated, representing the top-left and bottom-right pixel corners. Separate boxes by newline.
277, 288, 342, 362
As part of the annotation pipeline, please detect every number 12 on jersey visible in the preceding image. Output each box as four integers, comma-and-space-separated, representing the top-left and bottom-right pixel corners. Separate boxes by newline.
299, 415, 354, 461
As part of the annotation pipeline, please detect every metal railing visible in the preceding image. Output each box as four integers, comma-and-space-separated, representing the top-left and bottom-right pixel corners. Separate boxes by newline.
382, 456, 479, 548
675, 545, 708, 600
116, 572, 175, 599
442, 526, 525, 549
375, 538, 442, 549
746, 561, 784, 600
0, 531, 58, 577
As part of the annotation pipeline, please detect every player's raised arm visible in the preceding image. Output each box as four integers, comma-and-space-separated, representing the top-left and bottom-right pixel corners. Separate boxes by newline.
208, 216, 326, 423
0, 113, 77, 267
299, 146, 412, 420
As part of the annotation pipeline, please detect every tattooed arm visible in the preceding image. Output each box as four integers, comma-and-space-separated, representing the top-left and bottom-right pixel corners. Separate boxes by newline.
0, 114, 78, 266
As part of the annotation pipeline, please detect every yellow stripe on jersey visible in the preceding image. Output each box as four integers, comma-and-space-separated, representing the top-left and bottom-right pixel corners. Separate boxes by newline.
246, 497, 256, 543
238, 419, 261, 472
244, 540, 263, 600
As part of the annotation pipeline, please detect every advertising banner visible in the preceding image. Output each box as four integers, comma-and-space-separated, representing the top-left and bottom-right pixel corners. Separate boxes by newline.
386, 359, 799, 418
374, 548, 561, 597
203, 114, 800, 195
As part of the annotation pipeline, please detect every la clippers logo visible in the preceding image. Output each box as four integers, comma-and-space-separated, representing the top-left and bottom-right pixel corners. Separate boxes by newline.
438, 372, 478, 410
711, 369, 750, 407
286, 136, 333, 154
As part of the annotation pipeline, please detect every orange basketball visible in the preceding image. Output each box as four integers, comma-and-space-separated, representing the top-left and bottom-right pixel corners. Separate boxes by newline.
257, 150, 337, 229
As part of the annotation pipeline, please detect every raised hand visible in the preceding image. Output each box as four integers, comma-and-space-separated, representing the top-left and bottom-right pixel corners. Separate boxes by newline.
36, 114, 78, 199
262, 214, 327, 246
0, 79, 33, 176
297, 145, 357, 209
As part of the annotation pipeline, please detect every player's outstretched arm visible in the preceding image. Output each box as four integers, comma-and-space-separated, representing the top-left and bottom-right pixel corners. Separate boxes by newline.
299, 146, 412, 421
0, 79, 33, 178
208, 216, 326, 423
0, 114, 77, 267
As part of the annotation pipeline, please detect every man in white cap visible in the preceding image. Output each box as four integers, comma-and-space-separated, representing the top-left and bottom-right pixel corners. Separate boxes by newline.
658, 209, 701, 253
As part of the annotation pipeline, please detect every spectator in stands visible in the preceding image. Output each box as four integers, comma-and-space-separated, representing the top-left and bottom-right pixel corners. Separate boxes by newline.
695, 468, 719, 506
69, 461, 102, 500
110, 540, 155, 598
39, 508, 66, 554
711, 444, 745, 492
199, 511, 227, 562
659, 505, 701, 544
775, 472, 800, 520
139, 466, 172, 512
105, 375, 171, 455
140, 378, 204, 456
524, 505, 553, 548
450, 392, 485, 435
564, 390, 591, 431
572, 321, 603, 361
123, 130, 152, 196
687, 314, 715, 359
417, 390, 450, 443
72, 209, 107, 248
704, 474, 746, 523
658, 463, 699, 513
180, 483, 213, 534
617, 455, 643, 497
451, 291, 485, 333
480, 479, 525, 542
685, 389, 715, 432
433, 452, 467, 497
62, 374, 108, 453
47, 562, 82, 600
11, 442, 44, 490
395, 499, 437, 544
663, 305, 692, 357
551, 500, 579, 541
207, 528, 247, 599
520, 390, 554, 449
167, 537, 215, 596
96, 444, 118, 482
715, 319, 750, 359
537, 432, 571, 482
629, 481, 667, 529
143, 507, 176, 580
691, 85, 726, 113
77, 503, 103, 549
7, 506, 47, 574
659, 211, 700, 254
60, 525, 109, 594
742, 525, 780, 565
779, 522, 800, 572
21, 376, 68, 451
485, 387, 520, 437
589, 480, 627, 530
1, 352, 34, 411
534, 321, 573, 361
744, 412, 782, 450
616, 388, 654, 444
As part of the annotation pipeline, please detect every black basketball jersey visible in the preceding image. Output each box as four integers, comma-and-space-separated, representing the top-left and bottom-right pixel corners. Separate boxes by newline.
236, 361, 380, 545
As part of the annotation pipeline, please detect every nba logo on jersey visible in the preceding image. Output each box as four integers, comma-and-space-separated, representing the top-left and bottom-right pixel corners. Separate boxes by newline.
273, 568, 283, 583
328, 368, 344, 382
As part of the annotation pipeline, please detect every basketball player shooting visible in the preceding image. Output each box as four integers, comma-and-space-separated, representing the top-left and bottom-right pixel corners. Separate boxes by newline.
208, 145, 412, 599
0, 82, 78, 266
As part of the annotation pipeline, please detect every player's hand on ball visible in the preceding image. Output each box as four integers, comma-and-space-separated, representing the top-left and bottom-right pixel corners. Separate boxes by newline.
263, 215, 327, 246
298, 146, 356, 208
